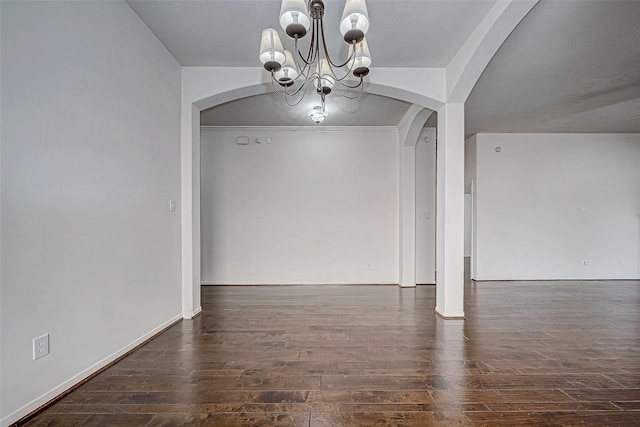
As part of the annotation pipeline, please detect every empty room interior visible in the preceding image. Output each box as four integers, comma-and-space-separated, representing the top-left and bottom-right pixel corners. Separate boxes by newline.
1, 0, 639, 426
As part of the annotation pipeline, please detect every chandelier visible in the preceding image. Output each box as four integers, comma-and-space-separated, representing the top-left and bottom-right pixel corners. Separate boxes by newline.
258, 0, 372, 123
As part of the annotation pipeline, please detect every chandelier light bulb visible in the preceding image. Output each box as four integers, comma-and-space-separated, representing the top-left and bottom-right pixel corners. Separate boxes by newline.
348, 37, 371, 77
316, 59, 336, 91
340, 0, 370, 43
280, 0, 311, 38
275, 50, 299, 85
259, 28, 285, 72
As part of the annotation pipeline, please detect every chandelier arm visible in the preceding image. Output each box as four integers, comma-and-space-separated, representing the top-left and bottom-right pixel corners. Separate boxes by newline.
335, 77, 365, 90
316, 20, 362, 84
295, 54, 319, 81
319, 19, 356, 69
321, 63, 356, 85
334, 45, 357, 69
330, 79, 366, 100
283, 78, 322, 107
270, 71, 319, 104
330, 66, 365, 84
293, 37, 311, 67
300, 66, 318, 81
270, 73, 308, 98
280, 57, 316, 87
311, 17, 321, 64
270, 75, 295, 97
307, 19, 320, 65
272, 42, 319, 89
293, 27, 317, 67
291, 26, 321, 83
318, 18, 334, 66
290, 40, 315, 80
286, 17, 335, 91
270, 77, 304, 105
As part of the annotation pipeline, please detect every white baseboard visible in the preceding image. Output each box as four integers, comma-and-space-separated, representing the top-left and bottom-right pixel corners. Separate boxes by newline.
435, 308, 465, 319
183, 306, 202, 319
472, 276, 640, 281
399, 283, 417, 288
200, 281, 398, 285
1, 314, 182, 427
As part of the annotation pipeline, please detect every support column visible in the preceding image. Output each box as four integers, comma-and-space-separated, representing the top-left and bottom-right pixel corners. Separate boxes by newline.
435, 103, 465, 318
181, 104, 202, 318
399, 144, 416, 287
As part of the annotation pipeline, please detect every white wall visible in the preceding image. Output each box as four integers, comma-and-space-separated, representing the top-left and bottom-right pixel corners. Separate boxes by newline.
415, 128, 437, 283
471, 133, 640, 280
465, 134, 477, 184
0, 2, 182, 424
464, 193, 472, 257
201, 127, 399, 284
465, 135, 478, 276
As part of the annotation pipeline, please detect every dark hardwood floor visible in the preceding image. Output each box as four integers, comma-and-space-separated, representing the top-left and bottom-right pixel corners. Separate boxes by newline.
21, 279, 640, 426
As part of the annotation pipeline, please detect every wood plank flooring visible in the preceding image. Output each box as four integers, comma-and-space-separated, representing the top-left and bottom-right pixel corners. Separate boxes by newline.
21, 280, 640, 426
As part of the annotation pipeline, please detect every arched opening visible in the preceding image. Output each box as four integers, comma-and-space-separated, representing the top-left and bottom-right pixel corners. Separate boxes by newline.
182, 79, 445, 317
194, 82, 443, 113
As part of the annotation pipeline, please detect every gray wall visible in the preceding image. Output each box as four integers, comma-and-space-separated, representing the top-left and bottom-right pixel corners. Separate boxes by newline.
1, 2, 182, 423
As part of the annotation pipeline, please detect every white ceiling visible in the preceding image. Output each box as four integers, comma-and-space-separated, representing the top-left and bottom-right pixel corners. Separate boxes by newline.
127, 0, 494, 127
128, 0, 640, 133
127, 0, 496, 67
465, 0, 640, 137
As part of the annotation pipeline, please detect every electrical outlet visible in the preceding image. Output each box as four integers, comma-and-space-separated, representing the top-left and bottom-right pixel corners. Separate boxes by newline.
580, 260, 591, 266
33, 334, 49, 360
169, 200, 176, 212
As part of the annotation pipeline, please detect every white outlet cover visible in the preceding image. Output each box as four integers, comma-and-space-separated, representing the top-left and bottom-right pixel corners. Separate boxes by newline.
33, 334, 49, 360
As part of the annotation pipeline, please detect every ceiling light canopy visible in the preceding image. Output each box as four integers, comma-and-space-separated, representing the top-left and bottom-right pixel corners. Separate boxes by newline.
259, 0, 372, 123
